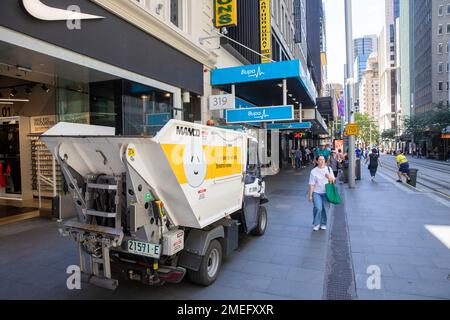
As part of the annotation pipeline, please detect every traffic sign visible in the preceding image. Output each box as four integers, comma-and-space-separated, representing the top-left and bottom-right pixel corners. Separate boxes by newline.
345, 124, 359, 136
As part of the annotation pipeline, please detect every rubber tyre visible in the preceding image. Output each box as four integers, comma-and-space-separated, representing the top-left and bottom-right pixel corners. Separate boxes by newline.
251, 206, 268, 236
188, 240, 222, 286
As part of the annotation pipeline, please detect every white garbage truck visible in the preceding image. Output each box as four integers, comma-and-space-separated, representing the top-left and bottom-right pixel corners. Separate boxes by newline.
41, 120, 268, 290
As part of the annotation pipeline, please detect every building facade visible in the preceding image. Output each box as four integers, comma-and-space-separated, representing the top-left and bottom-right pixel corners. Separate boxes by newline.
359, 53, 380, 121
354, 35, 378, 83
413, 0, 450, 114
399, 0, 414, 121
377, 0, 400, 133
0, 0, 221, 210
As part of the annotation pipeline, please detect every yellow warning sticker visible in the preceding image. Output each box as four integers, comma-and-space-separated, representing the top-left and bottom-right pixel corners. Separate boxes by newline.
128, 148, 135, 157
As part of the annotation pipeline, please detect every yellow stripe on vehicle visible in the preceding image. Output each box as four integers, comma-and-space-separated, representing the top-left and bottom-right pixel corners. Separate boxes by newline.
161, 144, 243, 186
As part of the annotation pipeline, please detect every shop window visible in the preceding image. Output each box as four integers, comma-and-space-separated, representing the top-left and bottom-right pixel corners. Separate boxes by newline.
90, 80, 122, 134
57, 79, 90, 124
122, 81, 173, 136
183, 94, 201, 123
170, 0, 183, 29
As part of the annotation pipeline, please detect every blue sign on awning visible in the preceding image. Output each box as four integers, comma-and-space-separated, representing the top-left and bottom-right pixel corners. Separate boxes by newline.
267, 122, 312, 130
211, 60, 317, 105
226, 106, 294, 124
212, 61, 300, 85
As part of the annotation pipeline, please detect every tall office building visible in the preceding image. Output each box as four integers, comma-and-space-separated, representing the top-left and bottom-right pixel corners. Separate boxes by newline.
378, 0, 401, 132
413, 0, 450, 114
353, 35, 378, 113
359, 53, 380, 120
306, 0, 325, 94
399, 0, 414, 120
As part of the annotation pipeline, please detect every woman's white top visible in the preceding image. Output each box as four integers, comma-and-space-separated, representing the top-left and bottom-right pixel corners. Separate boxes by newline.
309, 166, 335, 194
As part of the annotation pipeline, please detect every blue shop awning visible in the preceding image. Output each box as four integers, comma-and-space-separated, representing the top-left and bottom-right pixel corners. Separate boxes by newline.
211, 60, 317, 107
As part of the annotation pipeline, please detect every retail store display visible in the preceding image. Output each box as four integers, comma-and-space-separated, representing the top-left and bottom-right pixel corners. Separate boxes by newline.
30, 134, 62, 198
0, 120, 22, 195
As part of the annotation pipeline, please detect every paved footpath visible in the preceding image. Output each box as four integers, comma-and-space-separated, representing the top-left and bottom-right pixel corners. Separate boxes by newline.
345, 167, 450, 299
0, 165, 448, 300
0, 167, 328, 300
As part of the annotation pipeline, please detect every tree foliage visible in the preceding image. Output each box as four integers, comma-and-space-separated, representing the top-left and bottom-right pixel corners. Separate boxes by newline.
403, 103, 450, 140
381, 129, 396, 140
354, 112, 380, 145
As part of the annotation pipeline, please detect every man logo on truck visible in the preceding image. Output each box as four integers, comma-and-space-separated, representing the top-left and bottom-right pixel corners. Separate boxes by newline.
176, 126, 201, 137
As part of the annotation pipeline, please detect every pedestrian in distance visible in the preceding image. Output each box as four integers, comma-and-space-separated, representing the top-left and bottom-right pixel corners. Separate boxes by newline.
301, 147, 307, 168
365, 148, 382, 181
309, 155, 336, 232
396, 150, 411, 183
314, 143, 331, 165
337, 149, 346, 162
305, 147, 312, 165
290, 147, 296, 169
295, 147, 303, 169
329, 150, 340, 179
355, 147, 362, 159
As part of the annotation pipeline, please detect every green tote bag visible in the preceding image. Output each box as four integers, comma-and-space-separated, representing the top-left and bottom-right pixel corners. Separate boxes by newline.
325, 167, 342, 205
326, 182, 342, 205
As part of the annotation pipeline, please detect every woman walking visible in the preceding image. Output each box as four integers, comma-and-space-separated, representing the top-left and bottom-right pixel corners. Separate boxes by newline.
308, 156, 336, 232
365, 148, 382, 181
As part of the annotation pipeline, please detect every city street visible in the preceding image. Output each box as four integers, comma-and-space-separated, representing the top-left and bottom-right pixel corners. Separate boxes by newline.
0, 0, 449, 304
1, 164, 449, 300
378, 155, 450, 198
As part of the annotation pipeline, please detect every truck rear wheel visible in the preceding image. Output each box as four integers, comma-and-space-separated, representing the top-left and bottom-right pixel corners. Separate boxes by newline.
251, 206, 267, 236
188, 240, 222, 286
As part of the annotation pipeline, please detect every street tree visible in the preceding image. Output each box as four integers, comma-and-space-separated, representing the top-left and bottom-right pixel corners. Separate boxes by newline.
381, 129, 396, 140
403, 102, 450, 141
354, 112, 380, 146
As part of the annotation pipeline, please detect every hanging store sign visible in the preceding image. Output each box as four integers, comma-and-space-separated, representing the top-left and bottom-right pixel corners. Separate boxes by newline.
209, 94, 235, 111
214, 0, 238, 28
260, 0, 272, 63
226, 105, 294, 124
267, 122, 312, 130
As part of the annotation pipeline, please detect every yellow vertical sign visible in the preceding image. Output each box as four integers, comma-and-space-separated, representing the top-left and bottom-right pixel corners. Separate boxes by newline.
214, 0, 238, 28
260, 0, 272, 63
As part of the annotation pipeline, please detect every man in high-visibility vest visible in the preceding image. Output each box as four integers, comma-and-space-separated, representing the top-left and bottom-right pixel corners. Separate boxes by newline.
396, 151, 411, 183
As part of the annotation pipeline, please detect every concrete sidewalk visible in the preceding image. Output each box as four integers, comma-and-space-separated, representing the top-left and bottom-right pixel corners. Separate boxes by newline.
344, 167, 450, 299
0, 166, 329, 300
0, 165, 448, 300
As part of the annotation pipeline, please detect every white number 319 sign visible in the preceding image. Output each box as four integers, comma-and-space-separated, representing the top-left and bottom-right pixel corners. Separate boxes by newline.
209, 94, 235, 111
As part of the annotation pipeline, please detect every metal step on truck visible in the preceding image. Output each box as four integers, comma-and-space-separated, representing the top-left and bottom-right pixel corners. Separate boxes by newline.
41, 120, 268, 290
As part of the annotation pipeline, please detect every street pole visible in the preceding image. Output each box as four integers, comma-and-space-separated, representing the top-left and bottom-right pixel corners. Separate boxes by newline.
345, 0, 356, 188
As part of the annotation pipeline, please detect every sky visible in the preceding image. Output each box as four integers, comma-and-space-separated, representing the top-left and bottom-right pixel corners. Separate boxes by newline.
324, 0, 385, 85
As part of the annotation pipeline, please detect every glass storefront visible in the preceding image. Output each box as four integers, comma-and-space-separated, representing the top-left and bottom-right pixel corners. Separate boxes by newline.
122, 81, 173, 136
56, 79, 90, 124
55, 79, 175, 137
